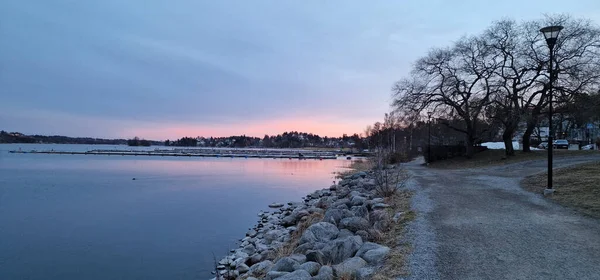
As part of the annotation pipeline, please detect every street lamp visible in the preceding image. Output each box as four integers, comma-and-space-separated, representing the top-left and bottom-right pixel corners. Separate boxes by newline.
540, 25, 563, 193
427, 111, 433, 164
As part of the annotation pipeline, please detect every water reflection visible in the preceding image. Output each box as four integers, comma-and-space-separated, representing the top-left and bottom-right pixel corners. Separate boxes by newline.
0, 144, 350, 280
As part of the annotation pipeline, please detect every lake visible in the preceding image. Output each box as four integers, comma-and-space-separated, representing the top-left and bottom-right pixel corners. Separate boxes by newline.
0, 144, 350, 279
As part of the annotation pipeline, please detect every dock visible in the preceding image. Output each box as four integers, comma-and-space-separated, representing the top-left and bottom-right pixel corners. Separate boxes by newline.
8, 150, 339, 160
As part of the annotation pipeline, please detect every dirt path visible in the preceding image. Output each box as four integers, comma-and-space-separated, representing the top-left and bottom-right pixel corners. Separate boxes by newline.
400, 155, 600, 280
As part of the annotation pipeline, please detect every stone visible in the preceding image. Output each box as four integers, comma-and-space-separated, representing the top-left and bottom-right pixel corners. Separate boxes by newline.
332, 257, 367, 278
246, 229, 258, 238
350, 205, 369, 219
246, 278, 259, 280
305, 250, 326, 265
242, 244, 257, 255
264, 229, 284, 244
269, 202, 284, 208
356, 267, 375, 280
288, 253, 307, 264
355, 230, 370, 241
350, 196, 367, 206
275, 269, 312, 280
313, 265, 334, 280
339, 217, 370, 232
293, 242, 316, 255
356, 242, 386, 258
299, 261, 321, 276
305, 222, 339, 242
337, 228, 354, 239
353, 171, 368, 179
372, 203, 391, 209
266, 271, 289, 279
248, 253, 263, 265
362, 246, 390, 264
299, 230, 317, 245
332, 198, 351, 208
236, 263, 250, 273
249, 260, 273, 276
323, 208, 352, 226
272, 257, 300, 272
322, 236, 363, 264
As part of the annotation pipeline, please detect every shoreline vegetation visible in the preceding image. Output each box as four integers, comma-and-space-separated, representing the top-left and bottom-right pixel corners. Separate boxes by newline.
212, 154, 414, 280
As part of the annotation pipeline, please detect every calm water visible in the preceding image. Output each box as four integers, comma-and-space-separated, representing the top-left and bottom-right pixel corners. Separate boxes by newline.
0, 144, 350, 279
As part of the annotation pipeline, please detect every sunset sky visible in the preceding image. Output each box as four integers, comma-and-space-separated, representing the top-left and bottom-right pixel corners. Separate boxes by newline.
1, 0, 599, 140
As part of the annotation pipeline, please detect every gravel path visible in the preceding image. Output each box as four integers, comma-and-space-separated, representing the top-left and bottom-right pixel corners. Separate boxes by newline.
400, 154, 600, 280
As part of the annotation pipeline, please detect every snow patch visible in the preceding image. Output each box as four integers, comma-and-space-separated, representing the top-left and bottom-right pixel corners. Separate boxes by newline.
481, 141, 520, 150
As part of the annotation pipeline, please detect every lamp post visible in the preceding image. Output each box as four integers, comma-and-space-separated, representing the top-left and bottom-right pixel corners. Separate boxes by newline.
427, 111, 433, 164
540, 25, 563, 192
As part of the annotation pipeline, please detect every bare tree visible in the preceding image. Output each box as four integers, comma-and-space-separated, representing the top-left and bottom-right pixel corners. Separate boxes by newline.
393, 35, 498, 157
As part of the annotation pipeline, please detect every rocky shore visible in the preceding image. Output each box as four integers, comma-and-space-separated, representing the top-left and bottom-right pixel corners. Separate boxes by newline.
211, 168, 408, 280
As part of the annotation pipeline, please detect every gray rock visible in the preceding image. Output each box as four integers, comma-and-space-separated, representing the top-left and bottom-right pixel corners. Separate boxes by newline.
298, 261, 321, 276
339, 217, 370, 232
299, 230, 317, 245
353, 171, 368, 179
322, 236, 363, 264
392, 211, 404, 223
246, 277, 259, 280
337, 228, 354, 238
305, 250, 326, 265
323, 208, 352, 226
362, 246, 390, 264
269, 202, 284, 208
332, 257, 367, 278
313, 265, 334, 280
288, 253, 307, 264
372, 203, 391, 209
242, 244, 257, 255
249, 260, 273, 276
246, 229, 258, 238
264, 229, 284, 243
355, 230, 370, 241
356, 242, 385, 258
332, 198, 351, 208
248, 253, 263, 265
350, 195, 367, 206
305, 222, 339, 242
350, 205, 369, 219
266, 270, 289, 279
275, 269, 312, 280
356, 266, 375, 280
236, 263, 250, 273
272, 257, 300, 272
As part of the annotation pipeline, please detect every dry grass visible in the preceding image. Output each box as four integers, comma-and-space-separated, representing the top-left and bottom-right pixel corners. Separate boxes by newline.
430, 149, 598, 169
273, 212, 324, 261
335, 159, 373, 179
522, 161, 600, 218
371, 190, 415, 279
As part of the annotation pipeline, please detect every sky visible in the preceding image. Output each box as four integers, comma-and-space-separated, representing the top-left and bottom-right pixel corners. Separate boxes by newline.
1, 1, 599, 140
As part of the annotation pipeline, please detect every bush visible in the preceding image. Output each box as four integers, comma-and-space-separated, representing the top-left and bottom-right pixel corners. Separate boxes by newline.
596, 137, 600, 147
424, 145, 488, 163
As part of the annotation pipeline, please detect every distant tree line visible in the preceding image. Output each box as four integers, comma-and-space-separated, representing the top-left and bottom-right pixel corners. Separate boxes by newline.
126, 137, 151, 146
0, 130, 132, 145
166, 131, 368, 150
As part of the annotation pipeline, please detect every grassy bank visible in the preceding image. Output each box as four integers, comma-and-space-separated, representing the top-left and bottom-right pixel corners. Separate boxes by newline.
521, 161, 600, 218
429, 149, 598, 169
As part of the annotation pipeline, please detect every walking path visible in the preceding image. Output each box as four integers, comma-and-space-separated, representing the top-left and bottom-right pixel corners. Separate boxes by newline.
400, 155, 600, 280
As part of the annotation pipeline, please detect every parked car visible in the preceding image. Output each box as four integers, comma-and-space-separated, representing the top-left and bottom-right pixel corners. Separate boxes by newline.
553, 139, 569, 149
538, 142, 548, 149
582, 144, 595, 150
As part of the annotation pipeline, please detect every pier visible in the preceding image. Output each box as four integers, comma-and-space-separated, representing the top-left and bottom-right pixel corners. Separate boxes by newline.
8, 149, 340, 160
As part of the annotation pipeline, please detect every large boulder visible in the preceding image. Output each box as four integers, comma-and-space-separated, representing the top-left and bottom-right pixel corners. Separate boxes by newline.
356, 267, 376, 280
271, 257, 300, 272
305, 222, 339, 242
356, 242, 390, 265
323, 208, 353, 226
332, 257, 367, 278
312, 265, 334, 280
322, 236, 363, 264
248, 260, 273, 276
298, 261, 321, 276
339, 217, 370, 232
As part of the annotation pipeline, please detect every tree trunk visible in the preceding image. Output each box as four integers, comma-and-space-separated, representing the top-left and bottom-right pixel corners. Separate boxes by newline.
522, 121, 536, 153
465, 137, 475, 158
503, 127, 515, 156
